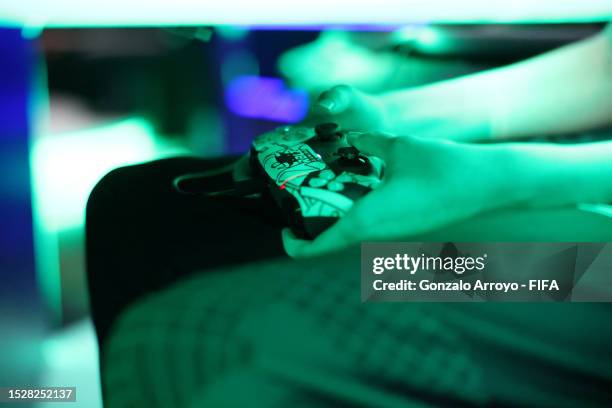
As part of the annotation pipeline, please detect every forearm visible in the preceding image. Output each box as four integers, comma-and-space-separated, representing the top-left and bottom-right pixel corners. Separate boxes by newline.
380, 28, 612, 141
479, 141, 612, 211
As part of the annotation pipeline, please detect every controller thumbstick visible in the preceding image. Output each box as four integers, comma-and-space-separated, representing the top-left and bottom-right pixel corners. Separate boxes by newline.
315, 122, 340, 141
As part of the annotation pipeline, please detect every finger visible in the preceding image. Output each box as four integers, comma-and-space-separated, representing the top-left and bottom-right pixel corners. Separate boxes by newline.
284, 188, 390, 257
285, 219, 354, 258
282, 222, 352, 257
314, 84, 353, 115
347, 131, 397, 161
282, 228, 312, 258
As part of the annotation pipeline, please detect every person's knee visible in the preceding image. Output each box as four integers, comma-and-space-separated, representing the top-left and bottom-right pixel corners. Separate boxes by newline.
87, 161, 159, 221
88, 166, 134, 216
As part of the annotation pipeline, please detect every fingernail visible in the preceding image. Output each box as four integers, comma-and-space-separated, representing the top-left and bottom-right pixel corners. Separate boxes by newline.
317, 98, 335, 112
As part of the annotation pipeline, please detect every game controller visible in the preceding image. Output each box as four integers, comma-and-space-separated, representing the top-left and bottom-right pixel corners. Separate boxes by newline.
250, 122, 383, 239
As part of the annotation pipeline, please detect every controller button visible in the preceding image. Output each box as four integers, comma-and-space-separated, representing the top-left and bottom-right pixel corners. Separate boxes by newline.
335, 146, 361, 161
308, 177, 328, 188
336, 174, 353, 183
315, 122, 341, 141
319, 170, 336, 180
327, 181, 345, 192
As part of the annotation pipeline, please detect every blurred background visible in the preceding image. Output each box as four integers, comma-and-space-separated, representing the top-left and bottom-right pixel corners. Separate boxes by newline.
0, 18, 610, 406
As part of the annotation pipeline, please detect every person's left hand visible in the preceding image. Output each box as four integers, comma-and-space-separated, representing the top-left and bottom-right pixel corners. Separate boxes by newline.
305, 85, 389, 133
282, 131, 511, 257
278, 31, 397, 93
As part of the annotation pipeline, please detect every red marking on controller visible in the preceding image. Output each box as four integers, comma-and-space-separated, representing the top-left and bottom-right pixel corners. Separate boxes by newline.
280, 172, 309, 190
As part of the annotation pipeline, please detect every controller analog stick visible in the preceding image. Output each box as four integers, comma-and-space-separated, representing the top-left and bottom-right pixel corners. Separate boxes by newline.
315, 122, 341, 141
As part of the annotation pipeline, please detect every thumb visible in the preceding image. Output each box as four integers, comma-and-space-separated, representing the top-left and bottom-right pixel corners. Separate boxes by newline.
314, 84, 353, 115
347, 131, 397, 161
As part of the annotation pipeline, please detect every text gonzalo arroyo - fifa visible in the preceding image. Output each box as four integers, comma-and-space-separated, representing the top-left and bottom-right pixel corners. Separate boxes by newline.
370, 253, 559, 293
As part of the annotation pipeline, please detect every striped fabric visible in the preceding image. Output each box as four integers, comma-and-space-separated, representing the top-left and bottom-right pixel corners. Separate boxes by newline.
102, 250, 612, 407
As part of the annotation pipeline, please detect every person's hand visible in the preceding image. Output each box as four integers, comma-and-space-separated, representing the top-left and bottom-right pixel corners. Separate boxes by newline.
283, 132, 512, 257
307, 85, 389, 132
278, 31, 397, 93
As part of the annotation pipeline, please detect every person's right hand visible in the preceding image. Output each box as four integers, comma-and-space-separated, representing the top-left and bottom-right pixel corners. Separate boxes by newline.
282, 131, 516, 257
307, 85, 389, 132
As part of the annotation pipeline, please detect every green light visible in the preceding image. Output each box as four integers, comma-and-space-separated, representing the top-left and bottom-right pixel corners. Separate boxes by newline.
1, 0, 611, 28
31, 117, 162, 233
392, 25, 447, 47
41, 320, 103, 407
21, 24, 43, 39
578, 203, 612, 218
415, 27, 442, 46
30, 116, 187, 322
216, 26, 249, 40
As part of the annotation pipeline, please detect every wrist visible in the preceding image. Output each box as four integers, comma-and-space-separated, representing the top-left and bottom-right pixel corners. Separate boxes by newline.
508, 142, 612, 207
380, 87, 493, 141
463, 144, 530, 212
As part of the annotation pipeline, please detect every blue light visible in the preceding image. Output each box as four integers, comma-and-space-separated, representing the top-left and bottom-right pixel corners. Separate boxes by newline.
224, 76, 308, 123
